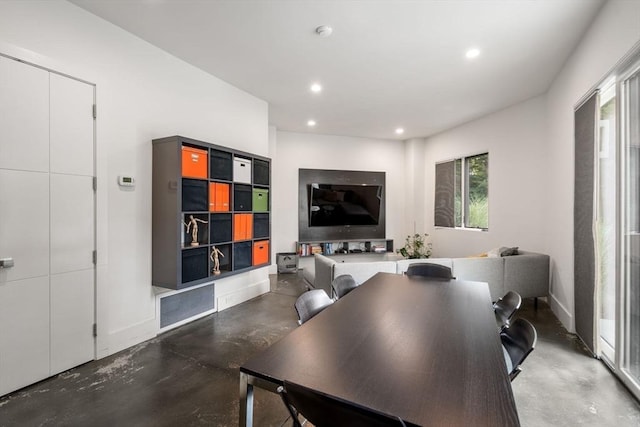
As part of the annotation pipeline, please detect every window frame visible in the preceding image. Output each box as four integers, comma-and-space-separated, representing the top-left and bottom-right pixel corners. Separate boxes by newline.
434, 152, 489, 231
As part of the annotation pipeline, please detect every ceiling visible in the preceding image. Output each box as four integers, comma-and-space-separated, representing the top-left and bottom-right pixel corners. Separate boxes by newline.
70, 0, 604, 141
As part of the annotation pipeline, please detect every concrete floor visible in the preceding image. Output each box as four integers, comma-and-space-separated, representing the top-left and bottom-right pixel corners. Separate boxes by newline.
1, 272, 639, 426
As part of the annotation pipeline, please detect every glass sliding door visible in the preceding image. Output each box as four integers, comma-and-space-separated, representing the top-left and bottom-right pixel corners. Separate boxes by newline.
622, 66, 640, 395
592, 55, 640, 400
597, 81, 617, 363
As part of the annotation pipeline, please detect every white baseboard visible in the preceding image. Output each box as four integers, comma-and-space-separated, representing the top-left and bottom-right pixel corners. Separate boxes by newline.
217, 279, 270, 311
96, 317, 157, 359
549, 292, 574, 333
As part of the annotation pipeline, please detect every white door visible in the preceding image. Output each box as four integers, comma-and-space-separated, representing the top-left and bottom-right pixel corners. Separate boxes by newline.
0, 55, 95, 395
49, 73, 95, 375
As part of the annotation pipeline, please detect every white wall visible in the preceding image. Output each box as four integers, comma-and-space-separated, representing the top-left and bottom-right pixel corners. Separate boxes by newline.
545, 0, 640, 330
417, 0, 640, 332
404, 138, 427, 238
421, 96, 549, 258
0, 0, 269, 357
268, 125, 279, 274
272, 131, 406, 265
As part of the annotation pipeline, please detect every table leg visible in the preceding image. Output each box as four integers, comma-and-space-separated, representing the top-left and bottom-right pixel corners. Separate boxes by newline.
239, 371, 254, 427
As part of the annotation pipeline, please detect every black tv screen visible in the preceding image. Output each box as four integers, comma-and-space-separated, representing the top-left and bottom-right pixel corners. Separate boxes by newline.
309, 183, 382, 226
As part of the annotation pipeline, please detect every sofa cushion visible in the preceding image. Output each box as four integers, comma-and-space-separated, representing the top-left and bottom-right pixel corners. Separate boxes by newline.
452, 257, 505, 301
314, 254, 336, 295
503, 251, 549, 298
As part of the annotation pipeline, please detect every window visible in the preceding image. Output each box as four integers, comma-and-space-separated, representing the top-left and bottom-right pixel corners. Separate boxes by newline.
435, 153, 488, 229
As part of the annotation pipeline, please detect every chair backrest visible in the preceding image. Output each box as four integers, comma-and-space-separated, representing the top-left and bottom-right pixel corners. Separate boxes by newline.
500, 318, 537, 381
278, 380, 415, 427
405, 263, 454, 279
294, 289, 333, 325
494, 290, 522, 329
332, 274, 357, 299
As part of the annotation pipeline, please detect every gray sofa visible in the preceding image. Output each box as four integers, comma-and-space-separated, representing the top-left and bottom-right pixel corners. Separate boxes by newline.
311, 251, 549, 301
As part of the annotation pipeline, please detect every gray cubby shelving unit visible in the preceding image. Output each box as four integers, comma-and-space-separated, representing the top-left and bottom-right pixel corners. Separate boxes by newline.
296, 239, 393, 257
152, 135, 271, 290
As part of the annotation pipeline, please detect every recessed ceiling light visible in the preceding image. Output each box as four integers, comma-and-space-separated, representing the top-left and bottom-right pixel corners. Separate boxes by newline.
395, 128, 404, 135
310, 83, 322, 93
307, 120, 317, 127
465, 48, 481, 59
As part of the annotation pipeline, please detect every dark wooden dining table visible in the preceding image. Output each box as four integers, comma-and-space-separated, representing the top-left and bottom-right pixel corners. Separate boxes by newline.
239, 272, 520, 426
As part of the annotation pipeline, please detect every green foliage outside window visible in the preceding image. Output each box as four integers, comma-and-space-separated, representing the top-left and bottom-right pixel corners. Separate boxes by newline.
466, 154, 488, 229
435, 153, 488, 230
467, 196, 488, 229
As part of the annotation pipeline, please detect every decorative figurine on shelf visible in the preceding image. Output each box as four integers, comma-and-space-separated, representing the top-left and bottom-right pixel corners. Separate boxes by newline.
184, 215, 208, 246
210, 246, 225, 275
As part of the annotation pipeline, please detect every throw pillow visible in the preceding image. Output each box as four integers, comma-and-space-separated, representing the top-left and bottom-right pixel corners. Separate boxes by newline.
487, 247, 506, 258
500, 246, 519, 257
467, 252, 488, 258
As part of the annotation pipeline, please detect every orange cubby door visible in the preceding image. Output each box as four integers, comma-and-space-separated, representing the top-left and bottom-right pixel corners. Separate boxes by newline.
209, 183, 216, 212
245, 213, 253, 240
253, 240, 269, 265
234, 213, 253, 241
216, 183, 230, 211
210, 183, 230, 212
182, 146, 208, 179
233, 214, 244, 241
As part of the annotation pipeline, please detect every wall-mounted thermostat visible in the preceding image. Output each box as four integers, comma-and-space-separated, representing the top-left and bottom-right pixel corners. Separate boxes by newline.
118, 175, 135, 188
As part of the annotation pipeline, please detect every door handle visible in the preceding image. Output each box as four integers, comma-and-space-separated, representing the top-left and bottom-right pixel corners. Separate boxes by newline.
0, 258, 14, 269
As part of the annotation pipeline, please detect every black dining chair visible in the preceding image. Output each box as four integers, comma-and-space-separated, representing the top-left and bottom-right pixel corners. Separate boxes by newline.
405, 263, 454, 280
494, 290, 522, 330
331, 274, 358, 300
278, 380, 416, 427
500, 317, 537, 381
294, 289, 333, 325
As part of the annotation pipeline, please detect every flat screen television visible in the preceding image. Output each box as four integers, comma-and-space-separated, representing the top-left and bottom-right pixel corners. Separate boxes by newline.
309, 183, 382, 227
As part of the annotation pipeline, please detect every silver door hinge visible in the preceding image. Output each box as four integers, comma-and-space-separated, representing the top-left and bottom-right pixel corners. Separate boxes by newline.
92, 104, 97, 119
93, 177, 97, 191
93, 323, 97, 337
92, 250, 97, 265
